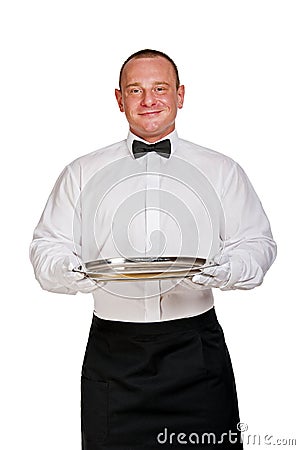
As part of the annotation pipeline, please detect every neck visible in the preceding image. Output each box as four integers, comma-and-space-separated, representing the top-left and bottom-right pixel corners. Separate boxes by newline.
130, 129, 175, 143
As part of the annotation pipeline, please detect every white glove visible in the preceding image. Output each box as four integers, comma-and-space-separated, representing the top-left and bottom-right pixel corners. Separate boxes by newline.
54, 256, 104, 294
192, 253, 231, 290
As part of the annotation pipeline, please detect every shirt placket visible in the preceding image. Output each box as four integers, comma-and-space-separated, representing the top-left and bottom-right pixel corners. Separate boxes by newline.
143, 154, 162, 321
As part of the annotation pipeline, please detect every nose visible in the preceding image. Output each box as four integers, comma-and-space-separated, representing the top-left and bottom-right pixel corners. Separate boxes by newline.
141, 89, 157, 107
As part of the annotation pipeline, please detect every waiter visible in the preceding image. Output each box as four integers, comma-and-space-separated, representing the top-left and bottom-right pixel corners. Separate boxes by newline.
30, 49, 276, 449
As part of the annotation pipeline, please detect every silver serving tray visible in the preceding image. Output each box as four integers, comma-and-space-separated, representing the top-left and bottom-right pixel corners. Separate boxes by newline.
73, 256, 216, 281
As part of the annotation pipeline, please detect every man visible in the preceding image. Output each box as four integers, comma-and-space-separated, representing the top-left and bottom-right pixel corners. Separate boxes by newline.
30, 49, 276, 449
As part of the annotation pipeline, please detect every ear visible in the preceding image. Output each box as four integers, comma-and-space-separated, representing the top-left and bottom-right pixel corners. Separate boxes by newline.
115, 89, 124, 112
177, 85, 185, 109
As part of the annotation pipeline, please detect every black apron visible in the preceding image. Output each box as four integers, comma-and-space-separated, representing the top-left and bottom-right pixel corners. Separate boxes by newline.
81, 307, 243, 449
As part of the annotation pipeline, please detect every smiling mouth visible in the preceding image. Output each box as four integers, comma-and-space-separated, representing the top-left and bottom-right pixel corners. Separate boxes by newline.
139, 111, 162, 116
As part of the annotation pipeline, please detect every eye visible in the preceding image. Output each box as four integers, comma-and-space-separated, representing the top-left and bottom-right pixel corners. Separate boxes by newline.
155, 86, 166, 93
129, 87, 142, 94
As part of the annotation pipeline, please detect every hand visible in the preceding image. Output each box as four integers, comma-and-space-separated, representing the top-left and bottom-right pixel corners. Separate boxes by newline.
55, 256, 104, 294
192, 254, 231, 290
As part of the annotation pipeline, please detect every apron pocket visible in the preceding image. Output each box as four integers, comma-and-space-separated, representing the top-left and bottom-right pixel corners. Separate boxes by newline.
81, 376, 109, 443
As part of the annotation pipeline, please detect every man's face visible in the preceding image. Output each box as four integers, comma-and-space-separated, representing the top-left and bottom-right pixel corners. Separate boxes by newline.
115, 56, 185, 143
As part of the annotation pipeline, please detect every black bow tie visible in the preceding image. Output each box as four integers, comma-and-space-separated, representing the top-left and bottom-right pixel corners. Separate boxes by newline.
132, 139, 171, 159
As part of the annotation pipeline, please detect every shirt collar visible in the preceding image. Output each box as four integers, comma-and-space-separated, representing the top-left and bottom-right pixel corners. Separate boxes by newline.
126, 130, 179, 160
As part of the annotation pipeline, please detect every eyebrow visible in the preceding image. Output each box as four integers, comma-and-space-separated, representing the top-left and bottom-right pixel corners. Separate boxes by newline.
125, 81, 170, 89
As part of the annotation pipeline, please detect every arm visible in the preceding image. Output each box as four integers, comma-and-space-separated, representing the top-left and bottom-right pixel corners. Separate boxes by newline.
193, 161, 277, 290
29, 165, 97, 294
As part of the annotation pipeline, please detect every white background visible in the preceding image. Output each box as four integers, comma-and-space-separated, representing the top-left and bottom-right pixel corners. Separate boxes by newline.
0, 0, 299, 448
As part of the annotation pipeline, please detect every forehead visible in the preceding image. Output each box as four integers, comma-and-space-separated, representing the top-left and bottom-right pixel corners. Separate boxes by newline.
121, 57, 176, 86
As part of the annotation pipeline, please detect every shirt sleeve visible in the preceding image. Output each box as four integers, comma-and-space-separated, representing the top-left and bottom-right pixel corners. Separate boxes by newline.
29, 165, 82, 294
220, 161, 277, 290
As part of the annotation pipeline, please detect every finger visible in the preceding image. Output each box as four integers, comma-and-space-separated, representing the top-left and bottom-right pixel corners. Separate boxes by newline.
179, 278, 209, 290
66, 260, 82, 271
65, 271, 86, 282
213, 253, 229, 265
200, 266, 217, 277
76, 277, 105, 292
77, 286, 99, 293
192, 273, 213, 285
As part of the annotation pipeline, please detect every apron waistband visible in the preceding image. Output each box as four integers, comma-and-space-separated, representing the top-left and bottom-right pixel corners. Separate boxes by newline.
92, 307, 217, 336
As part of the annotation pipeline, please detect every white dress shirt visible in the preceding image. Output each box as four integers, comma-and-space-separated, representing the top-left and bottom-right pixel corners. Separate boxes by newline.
30, 130, 276, 322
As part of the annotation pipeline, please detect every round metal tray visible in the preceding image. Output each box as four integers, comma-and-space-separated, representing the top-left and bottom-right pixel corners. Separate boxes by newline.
73, 256, 216, 281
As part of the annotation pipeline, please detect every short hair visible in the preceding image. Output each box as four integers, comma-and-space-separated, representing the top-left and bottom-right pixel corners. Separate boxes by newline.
119, 49, 180, 90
